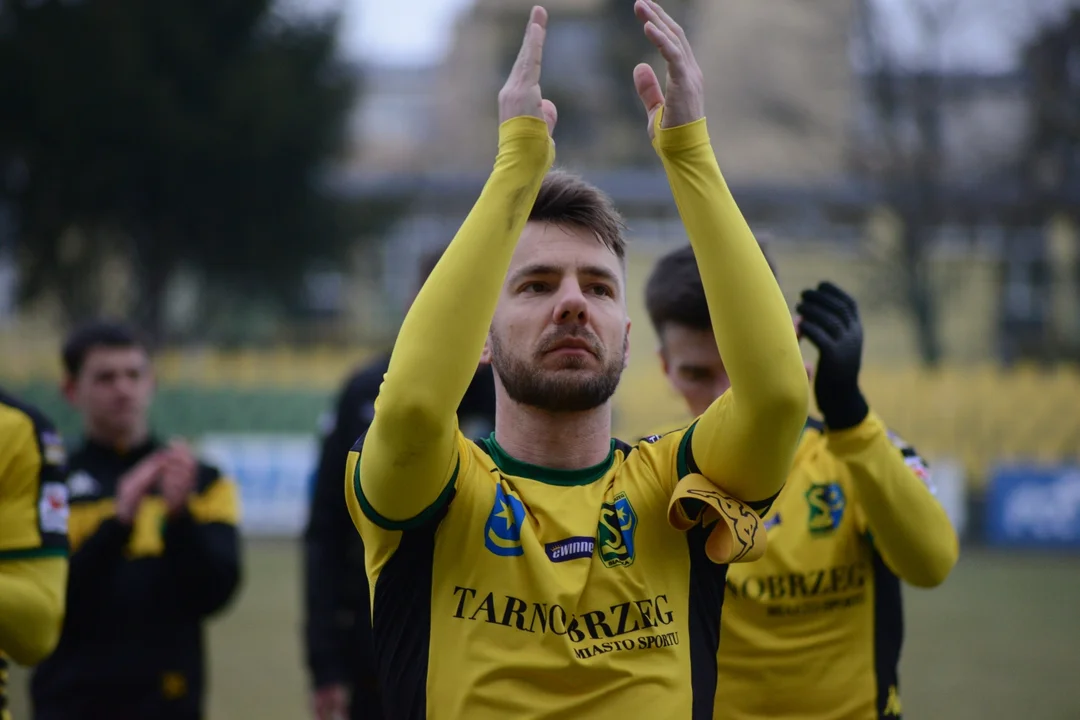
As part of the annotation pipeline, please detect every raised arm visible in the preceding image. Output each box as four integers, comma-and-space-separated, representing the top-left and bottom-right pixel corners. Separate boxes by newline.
634, 0, 807, 505
356, 7, 557, 524
798, 281, 957, 586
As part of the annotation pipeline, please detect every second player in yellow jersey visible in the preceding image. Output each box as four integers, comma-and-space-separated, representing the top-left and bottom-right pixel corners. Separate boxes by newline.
645, 244, 959, 720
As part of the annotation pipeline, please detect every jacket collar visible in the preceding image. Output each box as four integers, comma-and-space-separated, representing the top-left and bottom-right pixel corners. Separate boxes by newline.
80, 434, 161, 464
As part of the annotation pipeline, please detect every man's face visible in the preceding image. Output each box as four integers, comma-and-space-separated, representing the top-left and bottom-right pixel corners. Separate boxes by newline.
65, 346, 154, 442
658, 324, 730, 418
483, 221, 630, 413
659, 320, 813, 418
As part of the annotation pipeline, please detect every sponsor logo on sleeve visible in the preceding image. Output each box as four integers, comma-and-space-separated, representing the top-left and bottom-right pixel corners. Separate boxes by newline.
39, 481, 70, 534
67, 470, 101, 500
40, 430, 66, 466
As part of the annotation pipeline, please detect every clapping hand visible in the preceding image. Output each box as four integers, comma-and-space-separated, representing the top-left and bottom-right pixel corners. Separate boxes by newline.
796, 282, 870, 431
498, 5, 558, 137
159, 440, 199, 518
632, 0, 706, 140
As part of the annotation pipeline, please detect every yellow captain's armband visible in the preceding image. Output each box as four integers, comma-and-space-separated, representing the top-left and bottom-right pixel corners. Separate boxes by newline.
667, 474, 768, 564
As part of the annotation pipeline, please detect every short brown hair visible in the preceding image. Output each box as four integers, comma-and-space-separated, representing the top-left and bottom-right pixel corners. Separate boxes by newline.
529, 169, 627, 262
645, 235, 778, 337
62, 320, 148, 378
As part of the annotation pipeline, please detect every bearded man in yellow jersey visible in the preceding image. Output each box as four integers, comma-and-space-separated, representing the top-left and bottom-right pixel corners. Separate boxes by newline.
645, 242, 959, 720
344, 3, 810, 719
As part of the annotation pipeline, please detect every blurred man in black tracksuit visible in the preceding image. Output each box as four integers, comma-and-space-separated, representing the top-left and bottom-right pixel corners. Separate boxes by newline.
304, 250, 496, 720
31, 322, 242, 720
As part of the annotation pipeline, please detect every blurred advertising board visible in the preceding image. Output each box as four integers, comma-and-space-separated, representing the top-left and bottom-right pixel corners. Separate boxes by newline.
986, 465, 1080, 549
928, 457, 967, 540
199, 433, 317, 537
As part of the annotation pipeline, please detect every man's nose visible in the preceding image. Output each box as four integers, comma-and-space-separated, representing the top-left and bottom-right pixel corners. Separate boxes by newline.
553, 286, 589, 325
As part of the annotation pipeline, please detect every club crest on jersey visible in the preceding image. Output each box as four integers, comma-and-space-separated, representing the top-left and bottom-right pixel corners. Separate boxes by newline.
597, 491, 637, 568
484, 484, 526, 557
806, 482, 846, 534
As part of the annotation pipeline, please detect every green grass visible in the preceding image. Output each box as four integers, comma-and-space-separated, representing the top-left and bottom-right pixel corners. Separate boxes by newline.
8, 543, 1080, 719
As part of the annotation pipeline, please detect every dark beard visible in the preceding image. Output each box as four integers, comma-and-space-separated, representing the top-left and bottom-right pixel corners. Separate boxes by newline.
490, 333, 625, 413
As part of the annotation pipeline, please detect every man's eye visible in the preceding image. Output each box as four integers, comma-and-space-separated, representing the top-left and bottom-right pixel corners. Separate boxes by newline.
523, 282, 547, 293
589, 285, 612, 297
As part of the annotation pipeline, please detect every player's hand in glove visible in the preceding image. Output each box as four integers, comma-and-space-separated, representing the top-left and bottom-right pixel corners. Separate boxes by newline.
796, 282, 869, 431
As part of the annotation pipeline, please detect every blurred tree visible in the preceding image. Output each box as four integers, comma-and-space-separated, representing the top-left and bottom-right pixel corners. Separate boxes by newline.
0, 0, 377, 342
599, 0, 660, 166
1024, 7, 1080, 211
1021, 7, 1080, 361
849, 0, 959, 367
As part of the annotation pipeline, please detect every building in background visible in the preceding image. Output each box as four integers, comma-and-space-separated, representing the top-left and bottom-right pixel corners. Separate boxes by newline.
346, 63, 439, 172
422, 0, 853, 180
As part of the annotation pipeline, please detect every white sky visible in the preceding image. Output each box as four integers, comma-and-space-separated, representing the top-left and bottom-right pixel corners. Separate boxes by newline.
313, 0, 1075, 70
338, 0, 473, 66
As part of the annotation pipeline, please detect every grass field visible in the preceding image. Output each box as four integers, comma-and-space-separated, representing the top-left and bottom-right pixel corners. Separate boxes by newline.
8, 541, 1080, 719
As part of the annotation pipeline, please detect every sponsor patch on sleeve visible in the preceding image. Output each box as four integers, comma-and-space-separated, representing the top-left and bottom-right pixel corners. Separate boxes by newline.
39, 481, 70, 534
40, 430, 67, 466
887, 430, 936, 495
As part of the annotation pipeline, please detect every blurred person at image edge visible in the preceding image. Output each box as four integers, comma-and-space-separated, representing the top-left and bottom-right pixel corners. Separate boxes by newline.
0, 388, 70, 720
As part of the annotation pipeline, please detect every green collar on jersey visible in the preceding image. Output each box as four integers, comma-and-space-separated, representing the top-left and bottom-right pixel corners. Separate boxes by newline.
479, 433, 616, 487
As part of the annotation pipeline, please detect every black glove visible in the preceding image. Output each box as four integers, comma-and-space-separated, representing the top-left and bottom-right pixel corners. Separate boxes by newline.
795, 281, 869, 431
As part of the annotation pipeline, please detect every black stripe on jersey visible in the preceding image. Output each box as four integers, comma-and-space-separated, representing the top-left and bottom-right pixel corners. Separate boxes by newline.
686, 523, 728, 720
371, 501, 451, 720
676, 421, 781, 518
743, 488, 782, 518
676, 421, 701, 478
31, 428, 69, 555
804, 416, 826, 433
0, 654, 8, 713
900, 447, 922, 461
872, 549, 904, 719
351, 431, 459, 531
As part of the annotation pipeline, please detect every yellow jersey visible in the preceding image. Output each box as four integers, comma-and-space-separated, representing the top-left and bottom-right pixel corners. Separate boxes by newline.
715, 414, 958, 720
350, 425, 776, 720
0, 390, 70, 720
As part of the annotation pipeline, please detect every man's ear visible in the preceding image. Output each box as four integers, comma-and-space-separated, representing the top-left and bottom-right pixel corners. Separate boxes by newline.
61, 376, 77, 407
657, 347, 670, 377
622, 320, 632, 369
480, 337, 493, 365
